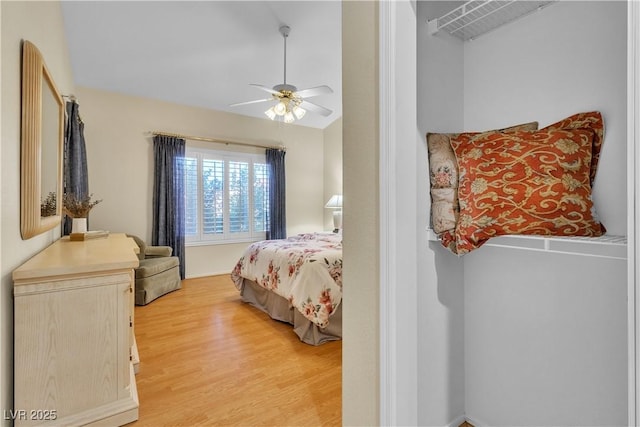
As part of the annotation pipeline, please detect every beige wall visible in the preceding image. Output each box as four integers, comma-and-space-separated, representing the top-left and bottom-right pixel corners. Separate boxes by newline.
323, 117, 343, 231
342, 2, 379, 425
76, 86, 328, 277
1, 1, 75, 423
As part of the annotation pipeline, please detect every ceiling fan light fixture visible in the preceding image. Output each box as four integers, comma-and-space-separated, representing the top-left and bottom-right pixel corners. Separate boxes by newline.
293, 105, 306, 120
274, 100, 287, 116
265, 107, 277, 120
284, 111, 295, 124
231, 24, 333, 124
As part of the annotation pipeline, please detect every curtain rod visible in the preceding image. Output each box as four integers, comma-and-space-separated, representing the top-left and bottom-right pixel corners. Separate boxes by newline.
149, 131, 286, 151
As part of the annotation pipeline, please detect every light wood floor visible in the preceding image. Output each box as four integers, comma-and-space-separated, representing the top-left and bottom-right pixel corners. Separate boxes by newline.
127, 275, 342, 427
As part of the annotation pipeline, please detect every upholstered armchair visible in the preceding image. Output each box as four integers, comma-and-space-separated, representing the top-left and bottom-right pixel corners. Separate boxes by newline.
127, 234, 181, 305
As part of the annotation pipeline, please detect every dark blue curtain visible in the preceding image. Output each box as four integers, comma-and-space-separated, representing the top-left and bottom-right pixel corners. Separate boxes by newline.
152, 135, 186, 279
63, 101, 89, 235
266, 148, 286, 240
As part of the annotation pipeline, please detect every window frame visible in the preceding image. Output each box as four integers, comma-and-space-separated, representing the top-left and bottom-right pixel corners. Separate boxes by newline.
184, 146, 269, 246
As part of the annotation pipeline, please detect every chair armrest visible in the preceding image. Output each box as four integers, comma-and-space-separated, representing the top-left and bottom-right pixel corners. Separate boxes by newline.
145, 246, 173, 257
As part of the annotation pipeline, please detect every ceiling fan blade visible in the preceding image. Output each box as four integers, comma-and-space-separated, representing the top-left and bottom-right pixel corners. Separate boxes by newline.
249, 83, 282, 96
299, 100, 333, 117
295, 85, 333, 99
230, 98, 274, 107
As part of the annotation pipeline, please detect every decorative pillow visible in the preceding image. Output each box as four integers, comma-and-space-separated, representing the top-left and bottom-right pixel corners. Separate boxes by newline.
426, 121, 538, 238
450, 128, 605, 255
427, 133, 459, 234
543, 111, 604, 185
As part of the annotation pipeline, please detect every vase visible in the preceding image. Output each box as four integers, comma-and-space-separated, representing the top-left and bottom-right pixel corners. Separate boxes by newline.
71, 218, 87, 234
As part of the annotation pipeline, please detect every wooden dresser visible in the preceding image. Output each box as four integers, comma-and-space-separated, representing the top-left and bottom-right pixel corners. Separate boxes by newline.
12, 234, 140, 426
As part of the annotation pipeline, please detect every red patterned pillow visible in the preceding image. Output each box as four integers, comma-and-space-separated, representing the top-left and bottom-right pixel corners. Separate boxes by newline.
426, 122, 539, 249
450, 128, 605, 255
543, 111, 604, 185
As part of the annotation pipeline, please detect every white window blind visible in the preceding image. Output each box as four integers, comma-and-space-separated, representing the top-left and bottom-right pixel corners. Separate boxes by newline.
253, 162, 269, 234
184, 156, 199, 236
184, 147, 269, 245
202, 158, 224, 236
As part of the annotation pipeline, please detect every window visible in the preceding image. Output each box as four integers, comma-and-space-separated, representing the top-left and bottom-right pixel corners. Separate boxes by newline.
184, 147, 269, 245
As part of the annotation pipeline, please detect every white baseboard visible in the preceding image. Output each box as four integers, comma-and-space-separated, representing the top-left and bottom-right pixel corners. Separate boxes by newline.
444, 413, 489, 427
184, 271, 230, 280
465, 414, 488, 427
447, 415, 466, 427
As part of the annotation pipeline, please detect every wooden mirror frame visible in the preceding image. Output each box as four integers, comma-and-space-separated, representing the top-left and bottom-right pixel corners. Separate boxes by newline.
21, 40, 64, 239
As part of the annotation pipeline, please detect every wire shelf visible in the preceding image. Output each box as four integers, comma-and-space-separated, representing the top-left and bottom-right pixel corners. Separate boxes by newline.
428, 0, 556, 41
426, 228, 627, 259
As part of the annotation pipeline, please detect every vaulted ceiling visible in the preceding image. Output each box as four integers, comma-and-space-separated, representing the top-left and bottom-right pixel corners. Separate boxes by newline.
61, 1, 342, 129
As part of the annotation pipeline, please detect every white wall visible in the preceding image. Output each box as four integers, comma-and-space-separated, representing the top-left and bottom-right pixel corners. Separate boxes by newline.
463, 0, 627, 237
459, 2, 628, 425
379, 1, 420, 424
76, 86, 327, 278
416, 2, 466, 425
323, 117, 342, 231
465, 248, 627, 426
1, 2, 75, 424
417, 1, 628, 425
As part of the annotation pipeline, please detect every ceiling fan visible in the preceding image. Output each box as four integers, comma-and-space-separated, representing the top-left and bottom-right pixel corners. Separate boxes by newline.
230, 25, 333, 124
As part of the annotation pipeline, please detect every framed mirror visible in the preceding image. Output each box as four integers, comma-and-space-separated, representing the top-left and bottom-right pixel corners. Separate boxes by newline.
21, 40, 64, 239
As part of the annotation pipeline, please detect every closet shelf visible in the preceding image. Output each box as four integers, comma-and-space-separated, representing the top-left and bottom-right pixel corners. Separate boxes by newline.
428, 0, 556, 41
426, 229, 627, 260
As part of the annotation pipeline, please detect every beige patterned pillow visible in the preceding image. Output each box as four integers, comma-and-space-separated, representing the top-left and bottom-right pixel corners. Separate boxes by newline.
427, 121, 539, 237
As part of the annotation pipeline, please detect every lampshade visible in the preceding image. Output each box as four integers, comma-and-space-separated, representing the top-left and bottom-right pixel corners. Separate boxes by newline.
325, 195, 343, 209
293, 105, 306, 120
274, 101, 287, 116
284, 111, 295, 124
264, 107, 277, 120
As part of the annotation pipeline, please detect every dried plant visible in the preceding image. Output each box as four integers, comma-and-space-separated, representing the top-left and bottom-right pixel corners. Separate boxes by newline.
63, 193, 102, 218
40, 192, 57, 217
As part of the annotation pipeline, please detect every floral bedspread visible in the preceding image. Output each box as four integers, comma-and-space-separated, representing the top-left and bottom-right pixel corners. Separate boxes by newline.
231, 232, 343, 328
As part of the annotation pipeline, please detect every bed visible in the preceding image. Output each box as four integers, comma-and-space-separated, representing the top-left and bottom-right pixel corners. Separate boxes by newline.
230, 232, 342, 345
